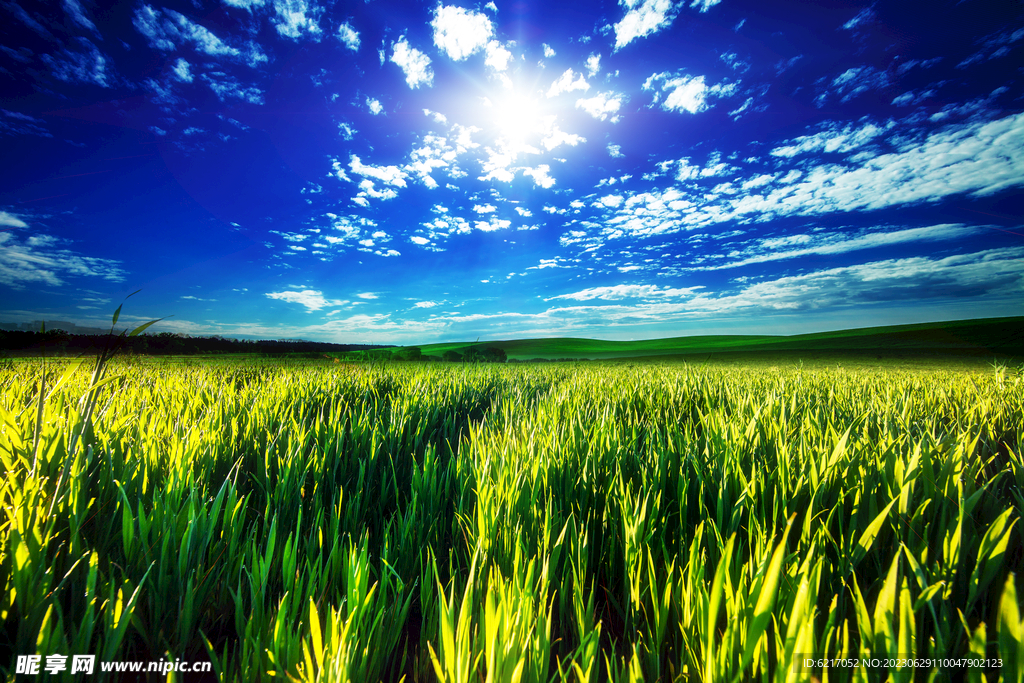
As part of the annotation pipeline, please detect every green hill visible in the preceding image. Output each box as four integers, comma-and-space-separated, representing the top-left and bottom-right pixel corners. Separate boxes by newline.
391, 316, 1024, 361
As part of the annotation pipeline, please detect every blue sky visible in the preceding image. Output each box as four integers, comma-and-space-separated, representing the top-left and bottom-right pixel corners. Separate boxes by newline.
1, 0, 1021, 343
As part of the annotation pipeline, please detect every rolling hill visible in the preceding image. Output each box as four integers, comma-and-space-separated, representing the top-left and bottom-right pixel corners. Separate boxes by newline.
387, 316, 1024, 361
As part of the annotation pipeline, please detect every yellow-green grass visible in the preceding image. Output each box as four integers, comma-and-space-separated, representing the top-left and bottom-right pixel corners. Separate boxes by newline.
1, 358, 1022, 681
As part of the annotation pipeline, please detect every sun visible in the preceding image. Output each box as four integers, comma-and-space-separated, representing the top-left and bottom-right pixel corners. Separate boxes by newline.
489, 90, 546, 145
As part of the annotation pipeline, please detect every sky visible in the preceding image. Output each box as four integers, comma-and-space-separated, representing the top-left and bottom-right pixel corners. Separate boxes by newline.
1, 0, 1022, 344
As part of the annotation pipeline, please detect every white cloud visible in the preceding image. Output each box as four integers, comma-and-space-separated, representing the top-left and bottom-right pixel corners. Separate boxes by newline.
63, 0, 97, 31
770, 119, 892, 157
896, 57, 942, 75
423, 109, 448, 123
697, 224, 982, 271
690, 0, 721, 11
719, 51, 749, 73
403, 146, 443, 187
134, 6, 267, 66
596, 173, 633, 188
391, 37, 433, 88
576, 92, 624, 122
132, 6, 181, 51
201, 73, 264, 104
321, 213, 377, 247
272, 0, 322, 40
542, 44, 555, 58
484, 41, 513, 71
473, 204, 497, 213
0, 231, 126, 289
591, 113, 1024, 240
613, 0, 681, 50
356, 292, 378, 299
337, 21, 360, 51
749, 113, 1024, 215
586, 53, 601, 76
506, 247, 1022, 330
404, 133, 466, 188
349, 155, 407, 187
842, 8, 875, 31
957, 27, 1024, 69
523, 165, 556, 188
266, 289, 346, 311
928, 87, 1008, 122
696, 248, 1024, 312
727, 97, 753, 120
541, 126, 585, 151
653, 73, 706, 113
608, 143, 624, 158
775, 55, 802, 75
479, 148, 517, 183
547, 68, 590, 97
41, 38, 110, 87
547, 284, 699, 301
891, 89, 936, 107
431, 5, 493, 60
0, 109, 51, 138
357, 179, 398, 200
643, 72, 736, 114
817, 66, 888, 106
475, 218, 512, 231
414, 300, 439, 308
515, 207, 533, 217
452, 124, 481, 153
171, 58, 192, 82
596, 194, 624, 208
366, 97, 383, 115
0, 211, 28, 228
431, 247, 1021, 336
223, 0, 265, 8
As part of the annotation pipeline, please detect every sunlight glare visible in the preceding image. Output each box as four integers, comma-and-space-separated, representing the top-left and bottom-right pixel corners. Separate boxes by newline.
490, 91, 544, 144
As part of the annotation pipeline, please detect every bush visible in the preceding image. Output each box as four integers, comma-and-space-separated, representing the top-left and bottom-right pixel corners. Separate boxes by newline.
396, 347, 423, 361
481, 347, 507, 363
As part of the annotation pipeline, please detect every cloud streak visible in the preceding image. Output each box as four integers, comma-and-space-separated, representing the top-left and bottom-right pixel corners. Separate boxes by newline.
0, 232, 126, 289
265, 289, 347, 311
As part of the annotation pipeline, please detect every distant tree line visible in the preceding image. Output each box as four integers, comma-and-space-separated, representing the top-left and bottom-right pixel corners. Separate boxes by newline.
389, 348, 585, 363
0, 330, 394, 357
347, 346, 510, 363
439, 347, 508, 363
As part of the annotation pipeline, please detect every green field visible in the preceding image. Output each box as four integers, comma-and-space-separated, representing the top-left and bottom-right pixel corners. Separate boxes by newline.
1, 356, 1022, 681
374, 316, 1024, 362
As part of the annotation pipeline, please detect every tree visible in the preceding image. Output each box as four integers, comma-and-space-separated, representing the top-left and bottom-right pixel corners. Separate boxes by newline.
481, 347, 507, 363
442, 350, 463, 362
397, 346, 423, 361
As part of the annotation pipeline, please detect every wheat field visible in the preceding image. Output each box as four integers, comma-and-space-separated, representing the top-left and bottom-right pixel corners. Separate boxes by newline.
1, 357, 1022, 681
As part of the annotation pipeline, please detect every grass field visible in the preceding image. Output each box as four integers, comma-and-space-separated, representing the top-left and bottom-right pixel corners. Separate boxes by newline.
1, 356, 1022, 681
383, 316, 1024, 361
